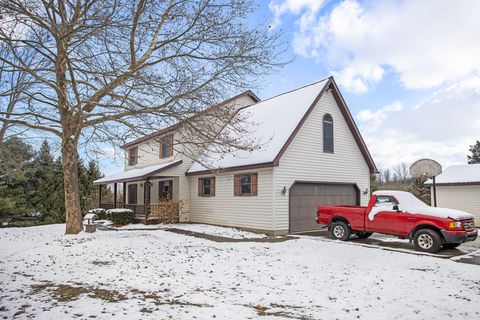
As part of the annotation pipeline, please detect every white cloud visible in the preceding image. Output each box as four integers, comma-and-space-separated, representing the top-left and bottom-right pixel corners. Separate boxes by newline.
269, 0, 326, 29
357, 101, 403, 126
271, 0, 480, 92
356, 76, 480, 169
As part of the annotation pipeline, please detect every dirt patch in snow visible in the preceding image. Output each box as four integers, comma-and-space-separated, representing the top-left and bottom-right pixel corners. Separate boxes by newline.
251, 303, 313, 319
30, 283, 127, 303
91, 260, 114, 266
165, 228, 293, 243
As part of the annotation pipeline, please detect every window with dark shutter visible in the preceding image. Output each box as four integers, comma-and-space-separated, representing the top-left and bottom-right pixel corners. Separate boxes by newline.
128, 147, 138, 166
323, 114, 334, 153
234, 173, 258, 196
198, 177, 215, 197
160, 134, 174, 159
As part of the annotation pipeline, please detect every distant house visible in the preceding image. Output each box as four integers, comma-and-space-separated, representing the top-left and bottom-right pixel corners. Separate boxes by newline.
425, 164, 480, 226
94, 77, 377, 235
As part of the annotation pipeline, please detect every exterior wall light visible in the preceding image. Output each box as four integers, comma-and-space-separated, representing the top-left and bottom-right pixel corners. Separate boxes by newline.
281, 186, 287, 196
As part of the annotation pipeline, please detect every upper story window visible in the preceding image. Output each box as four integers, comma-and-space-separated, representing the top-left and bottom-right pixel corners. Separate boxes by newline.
234, 173, 258, 196
128, 147, 138, 166
160, 134, 174, 159
198, 177, 216, 197
323, 113, 334, 153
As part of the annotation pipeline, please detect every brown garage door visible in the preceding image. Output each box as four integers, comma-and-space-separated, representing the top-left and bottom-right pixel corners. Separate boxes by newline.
289, 182, 359, 233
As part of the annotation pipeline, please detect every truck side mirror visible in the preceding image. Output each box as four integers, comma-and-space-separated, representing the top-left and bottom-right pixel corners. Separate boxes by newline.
393, 204, 400, 212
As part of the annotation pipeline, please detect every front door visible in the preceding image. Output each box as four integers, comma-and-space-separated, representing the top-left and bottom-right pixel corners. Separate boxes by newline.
366, 195, 406, 235
127, 184, 138, 204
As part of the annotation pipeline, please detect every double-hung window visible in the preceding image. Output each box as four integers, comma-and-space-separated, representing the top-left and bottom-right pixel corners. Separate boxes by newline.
234, 173, 258, 196
198, 177, 215, 197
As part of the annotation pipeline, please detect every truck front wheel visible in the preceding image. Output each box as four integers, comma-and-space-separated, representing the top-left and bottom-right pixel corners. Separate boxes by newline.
331, 221, 351, 241
413, 229, 442, 253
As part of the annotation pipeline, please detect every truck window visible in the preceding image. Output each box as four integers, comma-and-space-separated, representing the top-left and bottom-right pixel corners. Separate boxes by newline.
375, 196, 398, 206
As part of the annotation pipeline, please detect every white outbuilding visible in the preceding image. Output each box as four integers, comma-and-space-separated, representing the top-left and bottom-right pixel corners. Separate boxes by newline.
425, 164, 480, 226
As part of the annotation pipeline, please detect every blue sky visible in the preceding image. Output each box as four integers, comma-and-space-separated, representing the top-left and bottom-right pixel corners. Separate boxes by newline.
99, 0, 480, 175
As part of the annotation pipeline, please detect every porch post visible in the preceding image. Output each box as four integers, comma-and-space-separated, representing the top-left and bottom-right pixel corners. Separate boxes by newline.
113, 183, 117, 208
98, 184, 102, 207
144, 178, 151, 219
122, 182, 126, 208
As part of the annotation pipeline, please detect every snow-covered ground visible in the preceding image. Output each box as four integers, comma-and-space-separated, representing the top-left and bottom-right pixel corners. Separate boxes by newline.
111, 222, 267, 239
1, 224, 479, 319
166, 223, 267, 239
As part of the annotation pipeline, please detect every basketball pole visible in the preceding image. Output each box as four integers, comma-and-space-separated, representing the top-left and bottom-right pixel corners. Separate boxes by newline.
432, 176, 437, 207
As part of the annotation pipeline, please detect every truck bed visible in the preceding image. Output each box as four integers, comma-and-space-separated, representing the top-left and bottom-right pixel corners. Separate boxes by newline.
317, 205, 368, 230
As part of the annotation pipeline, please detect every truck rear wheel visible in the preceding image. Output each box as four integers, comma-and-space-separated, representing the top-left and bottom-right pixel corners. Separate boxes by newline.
331, 221, 351, 241
413, 229, 442, 253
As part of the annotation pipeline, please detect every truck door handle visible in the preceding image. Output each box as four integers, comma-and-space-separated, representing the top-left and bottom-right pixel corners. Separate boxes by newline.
407, 217, 416, 221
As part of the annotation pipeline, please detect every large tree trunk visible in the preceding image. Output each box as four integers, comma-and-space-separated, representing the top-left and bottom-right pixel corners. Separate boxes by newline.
62, 137, 83, 234
0, 123, 8, 143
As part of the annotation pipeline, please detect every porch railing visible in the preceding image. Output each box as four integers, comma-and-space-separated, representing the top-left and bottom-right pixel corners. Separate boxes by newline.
149, 202, 180, 224
99, 202, 124, 210
124, 204, 149, 216
98, 201, 179, 223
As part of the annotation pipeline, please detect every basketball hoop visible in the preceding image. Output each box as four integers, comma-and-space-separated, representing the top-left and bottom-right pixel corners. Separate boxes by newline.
410, 159, 442, 207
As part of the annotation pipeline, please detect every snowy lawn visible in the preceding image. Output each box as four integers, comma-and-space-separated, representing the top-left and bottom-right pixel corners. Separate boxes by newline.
111, 222, 267, 239
1, 224, 479, 320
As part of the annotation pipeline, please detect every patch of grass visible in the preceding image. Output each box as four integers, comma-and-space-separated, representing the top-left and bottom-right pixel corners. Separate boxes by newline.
254, 304, 268, 316
30, 283, 126, 303
141, 293, 209, 307
249, 304, 311, 319
30, 283, 53, 295
91, 260, 113, 266
139, 307, 154, 313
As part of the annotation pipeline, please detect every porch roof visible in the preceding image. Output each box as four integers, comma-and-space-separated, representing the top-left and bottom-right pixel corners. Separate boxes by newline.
93, 160, 183, 185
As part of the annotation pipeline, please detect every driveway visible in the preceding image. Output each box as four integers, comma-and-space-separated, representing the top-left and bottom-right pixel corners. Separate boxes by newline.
297, 229, 480, 265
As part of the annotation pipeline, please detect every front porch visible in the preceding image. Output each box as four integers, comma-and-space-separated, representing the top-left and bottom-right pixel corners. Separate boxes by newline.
99, 201, 180, 224
94, 160, 183, 224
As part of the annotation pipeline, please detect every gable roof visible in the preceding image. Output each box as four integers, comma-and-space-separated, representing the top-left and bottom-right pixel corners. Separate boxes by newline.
187, 77, 377, 175
121, 90, 260, 149
425, 164, 480, 186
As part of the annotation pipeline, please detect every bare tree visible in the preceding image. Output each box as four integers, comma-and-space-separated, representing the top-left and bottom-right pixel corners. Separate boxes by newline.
383, 168, 391, 184
0, 44, 36, 142
0, 0, 284, 234
393, 162, 409, 183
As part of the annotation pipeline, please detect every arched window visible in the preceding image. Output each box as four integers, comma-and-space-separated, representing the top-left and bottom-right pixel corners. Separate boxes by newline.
323, 114, 334, 153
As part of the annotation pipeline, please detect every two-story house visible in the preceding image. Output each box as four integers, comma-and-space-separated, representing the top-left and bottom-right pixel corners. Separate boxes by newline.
94, 77, 377, 235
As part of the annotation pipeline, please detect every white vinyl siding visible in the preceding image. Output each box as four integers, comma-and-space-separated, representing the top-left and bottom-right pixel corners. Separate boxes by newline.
124, 94, 257, 170
117, 89, 373, 233
272, 90, 371, 231
433, 185, 480, 226
121, 94, 257, 221
189, 168, 274, 231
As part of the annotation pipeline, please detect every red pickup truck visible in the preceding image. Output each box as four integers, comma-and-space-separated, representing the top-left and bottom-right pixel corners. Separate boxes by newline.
317, 190, 477, 253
